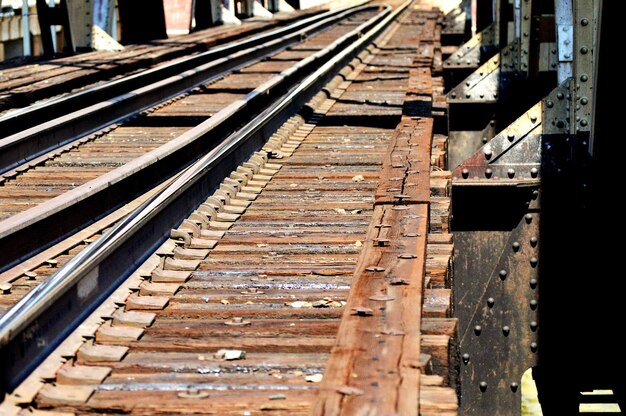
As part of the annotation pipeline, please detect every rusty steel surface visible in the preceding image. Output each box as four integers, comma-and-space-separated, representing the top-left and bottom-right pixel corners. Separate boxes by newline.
0, 3, 459, 415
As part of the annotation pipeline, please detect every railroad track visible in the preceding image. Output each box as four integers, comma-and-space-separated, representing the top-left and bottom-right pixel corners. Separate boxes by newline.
0, 1, 458, 414
0, 9, 322, 115
0, 4, 381, 272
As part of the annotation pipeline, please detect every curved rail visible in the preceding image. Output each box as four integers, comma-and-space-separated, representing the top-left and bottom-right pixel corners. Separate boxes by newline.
0, 3, 375, 175
0, 2, 415, 393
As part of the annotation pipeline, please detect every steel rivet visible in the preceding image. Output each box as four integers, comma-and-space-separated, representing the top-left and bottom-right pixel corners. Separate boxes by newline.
484, 148, 492, 159
546, 100, 554, 108
530, 278, 538, 289
530, 299, 538, 310
581, 97, 588, 105
530, 167, 538, 178
531, 342, 538, 352
530, 236, 538, 246
462, 168, 469, 179
462, 353, 470, 364
525, 214, 533, 223
479, 381, 488, 392
580, 46, 588, 54
466, 93, 471, 98
507, 133, 515, 141
474, 325, 482, 335
485, 168, 493, 178
581, 18, 589, 26
530, 321, 538, 331
512, 242, 520, 251
499, 270, 507, 280
530, 257, 538, 267
557, 92, 564, 100
580, 74, 588, 82
502, 326, 510, 336
556, 120, 565, 128
507, 168, 515, 178
511, 382, 519, 392
580, 119, 588, 127
487, 297, 495, 307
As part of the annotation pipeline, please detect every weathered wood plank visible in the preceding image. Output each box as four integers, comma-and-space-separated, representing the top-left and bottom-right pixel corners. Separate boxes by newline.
313, 203, 429, 415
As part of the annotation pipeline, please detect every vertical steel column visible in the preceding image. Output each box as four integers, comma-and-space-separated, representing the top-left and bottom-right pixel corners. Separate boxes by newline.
118, 0, 167, 43
21, 0, 32, 56
193, 0, 222, 30
36, 0, 74, 55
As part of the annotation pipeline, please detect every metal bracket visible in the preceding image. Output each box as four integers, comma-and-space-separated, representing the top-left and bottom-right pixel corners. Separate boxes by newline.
452, 101, 541, 186
452, 81, 576, 186
444, 23, 498, 70
542, 80, 572, 135
447, 41, 524, 105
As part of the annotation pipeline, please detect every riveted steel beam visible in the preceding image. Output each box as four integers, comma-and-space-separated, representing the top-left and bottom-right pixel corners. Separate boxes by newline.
450, 80, 588, 415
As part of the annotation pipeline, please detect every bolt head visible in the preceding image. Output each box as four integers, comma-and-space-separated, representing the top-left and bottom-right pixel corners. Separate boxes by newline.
474, 325, 482, 335
485, 168, 493, 178
530, 278, 538, 288
531, 342, 538, 352
499, 270, 507, 280
462, 353, 470, 364
479, 381, 488, 392
530, 257, 538, 267
511, 382, 519, 392
530, 167, 538, 178
461, 168, 470, 178
487, 297, 495, 307
530, 299, 538, 309
530, 321, 538, 331
502, 326, 510, 336
507, 168, 515, 178
512, 242, 520, 251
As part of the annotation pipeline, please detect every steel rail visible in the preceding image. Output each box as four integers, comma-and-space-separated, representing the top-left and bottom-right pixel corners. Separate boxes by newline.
0, 3, 375, 175
0, 3, 412, 392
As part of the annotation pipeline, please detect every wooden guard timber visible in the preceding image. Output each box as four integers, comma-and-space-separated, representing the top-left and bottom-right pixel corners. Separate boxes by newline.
314, 10, 456, 413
